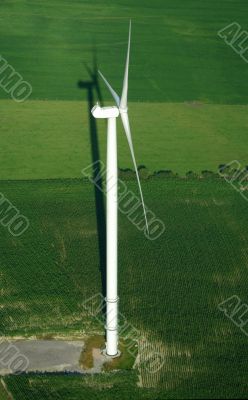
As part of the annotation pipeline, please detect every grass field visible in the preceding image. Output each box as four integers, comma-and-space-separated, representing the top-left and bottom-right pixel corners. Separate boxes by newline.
1, 99, 248, 179
0, 177, 248, 398
1, 0, 248, 179
1, 0, 248, 104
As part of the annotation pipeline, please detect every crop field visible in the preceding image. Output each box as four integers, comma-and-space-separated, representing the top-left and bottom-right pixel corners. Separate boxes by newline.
0, 178, 248, 398
1, 0, 248, 398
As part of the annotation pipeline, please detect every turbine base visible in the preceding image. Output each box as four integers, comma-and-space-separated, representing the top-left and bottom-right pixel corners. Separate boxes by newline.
102, 348, 121, 358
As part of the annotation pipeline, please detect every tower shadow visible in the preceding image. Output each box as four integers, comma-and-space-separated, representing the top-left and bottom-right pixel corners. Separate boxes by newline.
78, 51, 106, 300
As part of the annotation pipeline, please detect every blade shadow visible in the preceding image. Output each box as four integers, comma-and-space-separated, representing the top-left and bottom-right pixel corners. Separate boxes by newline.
78, 50, 106, 300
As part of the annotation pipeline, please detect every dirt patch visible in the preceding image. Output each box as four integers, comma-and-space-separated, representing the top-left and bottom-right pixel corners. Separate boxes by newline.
79, 335, 105, 369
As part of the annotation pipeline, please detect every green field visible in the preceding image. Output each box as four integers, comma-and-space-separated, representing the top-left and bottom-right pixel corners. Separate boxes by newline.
1, 0, 248, 104
1, 0, 248, 179
1, 0, 248, 398
1, 100, 248, 179
1, 178, 248, 398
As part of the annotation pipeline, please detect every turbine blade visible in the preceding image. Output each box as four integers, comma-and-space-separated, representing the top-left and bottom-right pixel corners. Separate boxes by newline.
120, 112, 149, 233
120, 20, 131, 110
98, 70, 120, 107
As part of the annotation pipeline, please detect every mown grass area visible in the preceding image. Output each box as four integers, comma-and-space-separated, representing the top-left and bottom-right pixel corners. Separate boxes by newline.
0, 0, 248, 104
0, 178, 248, 398
103, 340, 137, 372
79, 335, 136, 371
1, 99, 248, 179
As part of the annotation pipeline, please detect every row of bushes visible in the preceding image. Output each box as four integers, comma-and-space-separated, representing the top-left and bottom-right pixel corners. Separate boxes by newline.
116, 165, 248, 180
79, 163, 248, 182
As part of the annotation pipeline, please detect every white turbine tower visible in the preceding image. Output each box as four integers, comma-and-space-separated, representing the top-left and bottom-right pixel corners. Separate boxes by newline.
91, 21, 148, 357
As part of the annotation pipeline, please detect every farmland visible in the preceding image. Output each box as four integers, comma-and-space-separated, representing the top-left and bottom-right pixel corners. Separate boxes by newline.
1, 0, 248, 398
0, 0, 248, 104
1, 100, 248, 179
1, 177, 248, 398
1, 0, 248, 180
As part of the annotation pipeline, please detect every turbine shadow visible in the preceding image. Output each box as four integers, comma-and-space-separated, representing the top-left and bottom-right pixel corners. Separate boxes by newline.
78, 49, 106, 301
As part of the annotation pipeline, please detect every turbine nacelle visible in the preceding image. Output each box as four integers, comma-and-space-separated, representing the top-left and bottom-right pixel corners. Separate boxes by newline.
91, 104, 119, 119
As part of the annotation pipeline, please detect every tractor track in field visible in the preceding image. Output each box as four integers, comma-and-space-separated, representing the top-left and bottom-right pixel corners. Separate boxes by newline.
0, 379, 14, 400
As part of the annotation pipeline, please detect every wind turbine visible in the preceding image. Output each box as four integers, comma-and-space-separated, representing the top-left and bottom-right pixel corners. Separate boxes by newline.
91, 21, 148, 357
